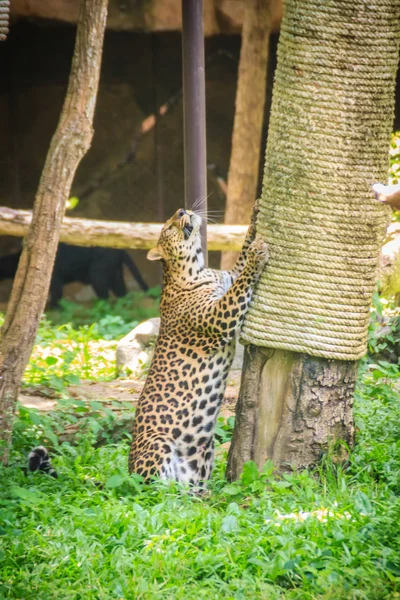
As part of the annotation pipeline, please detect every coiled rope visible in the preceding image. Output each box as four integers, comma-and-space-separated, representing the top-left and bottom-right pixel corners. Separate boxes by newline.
241, 0, 400, 360
0, 0, 9, 41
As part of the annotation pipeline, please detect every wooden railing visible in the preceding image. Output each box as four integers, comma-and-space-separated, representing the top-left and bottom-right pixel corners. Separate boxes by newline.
0, 207, 247, 251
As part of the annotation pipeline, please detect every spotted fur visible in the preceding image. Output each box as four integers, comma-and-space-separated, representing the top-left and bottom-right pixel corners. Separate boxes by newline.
28, 446, 58, 478
129, 205, 268, 486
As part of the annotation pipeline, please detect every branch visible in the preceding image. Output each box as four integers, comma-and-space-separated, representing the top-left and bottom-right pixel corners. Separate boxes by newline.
0, 207, 247, 252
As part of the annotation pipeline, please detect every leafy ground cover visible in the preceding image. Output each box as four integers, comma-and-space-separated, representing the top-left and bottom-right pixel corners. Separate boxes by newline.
0, 294, 399, 599
20, 289, 160, 394
390, 131, 400, 185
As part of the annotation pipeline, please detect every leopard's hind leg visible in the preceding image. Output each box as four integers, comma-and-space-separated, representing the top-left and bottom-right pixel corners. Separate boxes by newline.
129, 434, 174, 481
129, 434, 207, 485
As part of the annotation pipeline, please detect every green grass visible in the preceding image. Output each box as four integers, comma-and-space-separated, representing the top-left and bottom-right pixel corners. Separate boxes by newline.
0, 296, 400, 599
16, 289, 160, 394
1, 363, 400, 600
46, 287, 161, 334
390, 131, 400, 185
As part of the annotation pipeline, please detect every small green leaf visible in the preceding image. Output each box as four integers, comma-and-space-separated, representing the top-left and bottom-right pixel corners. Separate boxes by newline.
222, 484, 241, 496
272, 480, 292, 490
11, 487, 42, 504
241, 461, 259, 486
227, 416, 235, 428
45, 356, 58, 366
66, 196, 79, 210
387, 561, 400, 577
284, 559, 297, 571
89, 401, 104, 411
227, 502, 240, 515
44, 430, 59, 447
355, 491, 373, 515
128, 473, 144, 490
29, 411, 42, 425
262, 459, 275, 477
220, 515, 238, 533
106, 474, 125, 489
248, 557, 268, 568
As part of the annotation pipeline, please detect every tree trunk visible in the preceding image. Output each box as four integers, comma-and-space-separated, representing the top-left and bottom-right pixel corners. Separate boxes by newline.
228, 0, 400, 480
227, 348, 356, 478
221, 0, 271, 271
0, 0, 108, 465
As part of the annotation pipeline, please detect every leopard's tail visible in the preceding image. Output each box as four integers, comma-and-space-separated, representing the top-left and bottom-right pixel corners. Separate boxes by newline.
28, 446, 58, 478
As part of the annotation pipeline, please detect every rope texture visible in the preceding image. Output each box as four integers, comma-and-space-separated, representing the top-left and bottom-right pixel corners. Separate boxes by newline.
241, 0, 400, 360
0, 0, 9, 41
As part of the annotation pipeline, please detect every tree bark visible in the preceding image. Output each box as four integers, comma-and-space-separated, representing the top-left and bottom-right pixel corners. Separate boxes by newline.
227, 348, 356, 477
226, 345, 272, 480
221, 0, 271, 271
0, 0, 108, 465
227, 0, 400, 480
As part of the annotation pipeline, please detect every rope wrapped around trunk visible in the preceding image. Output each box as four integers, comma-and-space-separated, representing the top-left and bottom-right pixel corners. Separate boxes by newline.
0, 0, 9, 41
241, 0, 400, 361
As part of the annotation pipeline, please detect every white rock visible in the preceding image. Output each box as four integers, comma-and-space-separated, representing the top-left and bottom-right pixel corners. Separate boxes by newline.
116, 317, 160, 377
231, 339, 245, 371
116, 317, 246, 378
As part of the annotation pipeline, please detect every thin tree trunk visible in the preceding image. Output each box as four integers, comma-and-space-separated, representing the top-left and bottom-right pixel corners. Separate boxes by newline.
228, 0, 400, 479
0, 0, 108, 465
221, 0, 271, 271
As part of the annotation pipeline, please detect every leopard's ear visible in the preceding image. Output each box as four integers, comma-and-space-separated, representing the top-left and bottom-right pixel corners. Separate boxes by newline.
147, 246, 164, 261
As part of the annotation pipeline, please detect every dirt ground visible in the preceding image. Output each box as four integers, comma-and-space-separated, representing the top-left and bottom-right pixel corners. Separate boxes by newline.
19, 367, 241, 420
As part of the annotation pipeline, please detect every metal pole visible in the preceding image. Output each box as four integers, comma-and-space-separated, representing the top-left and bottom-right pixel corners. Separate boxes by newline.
182, 0, 208, 264
151, 34, 164, 224
151, 34, 165, 285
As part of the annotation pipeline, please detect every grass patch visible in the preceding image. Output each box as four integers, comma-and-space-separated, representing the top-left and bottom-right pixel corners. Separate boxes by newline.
0, 294, 399, 599
13, 289, 160, 394
0, 361, 399, 599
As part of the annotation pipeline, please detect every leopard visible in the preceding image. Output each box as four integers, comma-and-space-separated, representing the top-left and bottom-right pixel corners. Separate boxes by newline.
128, 202, 269, 486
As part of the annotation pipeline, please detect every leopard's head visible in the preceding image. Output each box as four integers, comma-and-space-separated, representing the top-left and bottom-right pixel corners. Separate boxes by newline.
147, 209, 203, 271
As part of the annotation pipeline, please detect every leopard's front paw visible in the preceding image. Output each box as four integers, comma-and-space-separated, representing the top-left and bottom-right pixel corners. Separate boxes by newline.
249, 236, 269, 267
